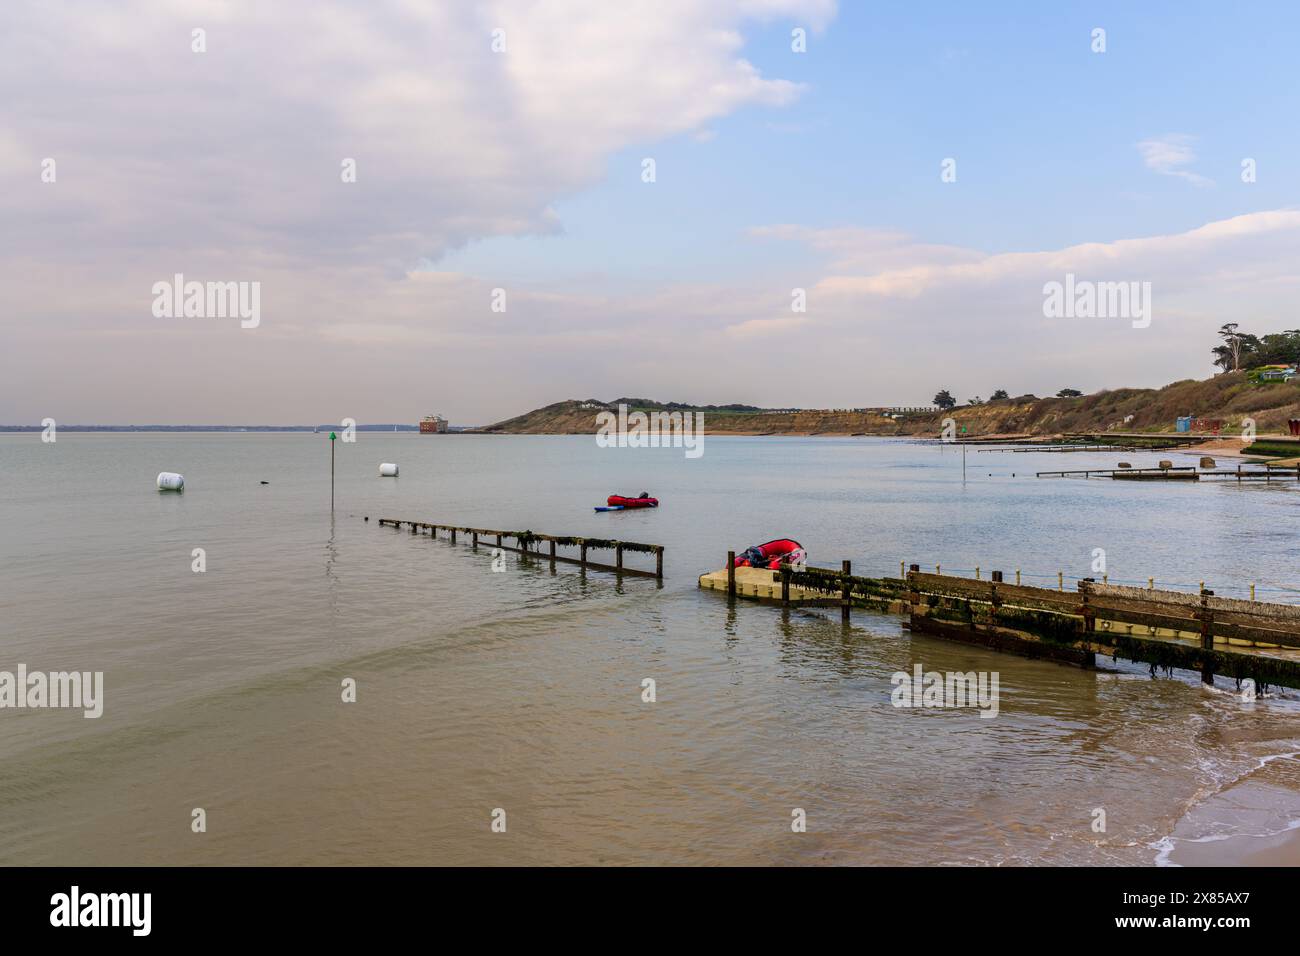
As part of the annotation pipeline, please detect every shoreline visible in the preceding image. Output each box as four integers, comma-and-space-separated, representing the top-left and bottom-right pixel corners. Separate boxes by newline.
1164, 753, 1300, 866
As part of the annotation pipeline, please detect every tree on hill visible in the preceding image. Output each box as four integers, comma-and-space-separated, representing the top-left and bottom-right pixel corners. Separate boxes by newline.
1056, 388, 1083, 398
1251, 329, 1300, 366
967, 396, 983, 405
1212, 323, 1261, 372
989, 389, 1009, 400
933, 389, 956, 409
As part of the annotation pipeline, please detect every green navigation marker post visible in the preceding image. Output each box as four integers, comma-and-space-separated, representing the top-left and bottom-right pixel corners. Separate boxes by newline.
329, 431, 337, 511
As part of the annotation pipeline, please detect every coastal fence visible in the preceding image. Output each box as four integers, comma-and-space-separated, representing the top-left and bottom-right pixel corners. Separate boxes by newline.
714, 552, 909, 619
700, 556, 1300, 689
1037, 464, 1300, 481
1036, 465, 1197, 478
903, 566, 1300, 689
376, 518, 663, 579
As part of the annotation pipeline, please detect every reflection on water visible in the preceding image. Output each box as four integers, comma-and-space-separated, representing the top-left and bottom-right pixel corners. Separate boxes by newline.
0, 433, 1297, 865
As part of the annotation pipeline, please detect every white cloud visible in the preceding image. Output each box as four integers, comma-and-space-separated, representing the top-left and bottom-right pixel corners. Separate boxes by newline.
0, 0, 825, 269
0, 0, 834, 422
6, 208, 1300, 421
1137, 134, 1213, 187
724, 316, 810, 337
7, 4, 1294, 423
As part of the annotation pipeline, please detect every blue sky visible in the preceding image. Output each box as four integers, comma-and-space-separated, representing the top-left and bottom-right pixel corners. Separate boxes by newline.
443, 1, 1300, 285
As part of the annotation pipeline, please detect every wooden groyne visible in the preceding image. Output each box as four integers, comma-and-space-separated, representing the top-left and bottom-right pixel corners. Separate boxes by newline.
698, 554, 909, 620
959, 434, 1209, 452
981, 444, 1155, 453
1036, 465, 1196, 479
1064, 432, 1212, 449
698, 558, 1300, 690
1037, 464, 1300, 481
377, 519, 663, 579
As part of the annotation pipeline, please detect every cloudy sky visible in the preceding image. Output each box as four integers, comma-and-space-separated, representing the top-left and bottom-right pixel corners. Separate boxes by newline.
3, 1, 1299, 424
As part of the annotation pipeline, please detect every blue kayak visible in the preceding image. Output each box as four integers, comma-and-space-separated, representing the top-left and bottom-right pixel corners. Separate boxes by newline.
594, 505, 625, 512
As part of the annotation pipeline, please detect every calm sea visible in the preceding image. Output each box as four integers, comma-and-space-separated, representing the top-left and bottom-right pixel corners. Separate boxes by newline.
1, 432, 1298, 865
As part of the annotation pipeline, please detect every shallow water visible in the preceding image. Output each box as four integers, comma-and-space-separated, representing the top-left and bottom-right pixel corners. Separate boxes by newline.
1, 433, 1298, 865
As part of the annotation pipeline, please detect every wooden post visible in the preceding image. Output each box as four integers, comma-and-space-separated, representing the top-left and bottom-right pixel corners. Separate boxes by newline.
841, 560, 851, 622
472, 531, 478, 548
450, 528, 456, 543
1057, 571, 1063, 591
496, 534, 502, 547
781, 565, 790, 606
549, 540, 557, 564
727, 551, 736, 597
1015, 569, 1021, 586
975, 566, 980, 580
1250, 582, 1255, 601
1078, 580, 1097, 668
900, 560, 905, 579
580, 542, 588, 570
655, 548, 663, 580
1199, 588, 1215, 685
616, 543, 623, 572
1148, 577, 1154, 590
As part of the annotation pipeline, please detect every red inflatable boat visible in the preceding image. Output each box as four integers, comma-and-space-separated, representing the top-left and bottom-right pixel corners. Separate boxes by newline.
608, 494, 658, 509
733, 538, 806, 570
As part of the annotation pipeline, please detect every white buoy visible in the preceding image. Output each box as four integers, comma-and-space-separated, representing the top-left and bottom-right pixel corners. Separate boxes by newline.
378, 462, 399, 477
157, 472, 185, 491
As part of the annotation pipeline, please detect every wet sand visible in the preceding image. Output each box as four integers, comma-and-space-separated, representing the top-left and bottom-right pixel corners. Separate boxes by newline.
1164, 753, 1300, 866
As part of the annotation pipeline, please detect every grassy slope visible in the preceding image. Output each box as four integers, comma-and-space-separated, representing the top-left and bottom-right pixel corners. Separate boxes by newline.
481, 374, 1300, 437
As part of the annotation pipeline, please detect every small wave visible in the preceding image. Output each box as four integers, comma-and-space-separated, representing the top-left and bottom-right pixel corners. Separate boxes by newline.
1152, 817, 1300, 867
1152, 748, 1300, 865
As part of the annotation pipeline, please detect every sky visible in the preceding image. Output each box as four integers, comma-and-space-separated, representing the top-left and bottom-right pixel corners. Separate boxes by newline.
3, 0, 1300, 425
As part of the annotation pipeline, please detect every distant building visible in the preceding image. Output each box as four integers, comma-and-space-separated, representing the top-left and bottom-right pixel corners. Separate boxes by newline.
1258, 365, 1297, 382
419, 414, 449, 434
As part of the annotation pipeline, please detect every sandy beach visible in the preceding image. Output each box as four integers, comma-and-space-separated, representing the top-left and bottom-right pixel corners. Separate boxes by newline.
1165, 754, 1300, 866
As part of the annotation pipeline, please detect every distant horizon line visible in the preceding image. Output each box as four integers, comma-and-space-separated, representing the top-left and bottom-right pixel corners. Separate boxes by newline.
0, 424, 478, 432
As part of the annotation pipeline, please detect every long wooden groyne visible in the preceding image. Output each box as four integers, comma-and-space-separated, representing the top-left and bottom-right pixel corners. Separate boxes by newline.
698, 558, 1300, 690
1037, 464, 1300, 481
376, 518, 664, 579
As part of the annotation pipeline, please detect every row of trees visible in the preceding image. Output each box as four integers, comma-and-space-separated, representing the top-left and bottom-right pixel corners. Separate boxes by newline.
1213, 323, 1300, 372
925, 324, 1295, 414
932, 388, 1081, 409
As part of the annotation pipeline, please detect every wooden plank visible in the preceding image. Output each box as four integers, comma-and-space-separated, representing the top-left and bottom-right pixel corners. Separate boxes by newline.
1087, 581, 1300, 623
908, 572, 993, 599
1088, 604, 1202, 634
1085, 592, 1201, 624
990, 582, 1080, 610
377, 519, 664, 578
1206, 620, 1300, 649
492, 540, 658, 577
